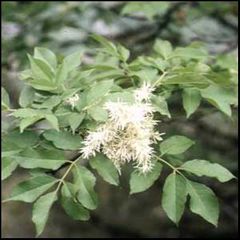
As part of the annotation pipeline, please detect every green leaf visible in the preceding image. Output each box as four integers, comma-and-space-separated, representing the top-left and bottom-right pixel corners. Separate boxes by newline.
7, 176, 57, 202
2, 149, 21, 158
68, 112, 85, 134
61, 88, 82, 100
160, 135, 194, 156
151, 95, 171, 118
34, 47, 57, 71
55, 62, 68, 85
45, 114, 59, 131
106, 91, 134, 103
72, 165, 98, 210
216, 53, 238, 71
28, 80, 57, 92
89, 153, 119, 186
87, 79, 114, 105
182, 88, 201, 118
206, 70, 234, 87
29, 79, 57, 92
19, 85, 35, 107
200, 85, 234, 116
61, 196, 90, 221
15, 148, 67, 170
2, 157, 18, 180
88, 64, 118, 71
137, 56, 169, 72
133, 68, 158, 84
19, 116, 43, 133
63, 51, 82, 72
61, 184, 90, 221
11, 108, 44, 118
92, 34, 117, 55
27, 54, 54, 81
170, 47, 208, 60
90, 69, 123, 81
26, 54, 57, 91
130, 162, 162, 194
19, 69, 32, 80
121, 2, 170, 20
187, 180, 219, 226
1, 87, 10, 110
162, 73, 209, 88
4, 130, 39, 148
55, 106, 73, 127
181, 160, 236, 183
56, 51, 82, 85
154, 39, 173, 59
88, 105, 108, 122
32, 191, 58, 236
2, 140, 22, 158
29, 169, 49, 177
37, 96, 61, 109
61, 182, 77, 197
43, 130, 82, 150
75, 92, 88, 112
162, 173, 187, 225
117, 44, 130, 62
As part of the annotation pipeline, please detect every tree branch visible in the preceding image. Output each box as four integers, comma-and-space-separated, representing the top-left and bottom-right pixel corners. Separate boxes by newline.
135, 2, 187, 44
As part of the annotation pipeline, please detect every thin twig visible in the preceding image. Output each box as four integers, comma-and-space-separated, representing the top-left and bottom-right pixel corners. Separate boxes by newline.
153, 154, 186, 178
54, 157, 81, 193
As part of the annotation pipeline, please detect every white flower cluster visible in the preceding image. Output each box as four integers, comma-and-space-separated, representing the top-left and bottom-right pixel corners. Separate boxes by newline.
65, 94, 79, 109
81, 82, 164, 174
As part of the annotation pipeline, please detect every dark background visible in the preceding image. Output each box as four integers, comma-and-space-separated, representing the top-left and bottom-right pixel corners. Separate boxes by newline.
2, 1, 238, 238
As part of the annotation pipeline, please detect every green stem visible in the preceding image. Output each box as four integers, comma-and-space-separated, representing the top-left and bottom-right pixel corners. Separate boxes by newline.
152, 71, 167, 87
154, 154, 186, 178
54, 157, 81, 193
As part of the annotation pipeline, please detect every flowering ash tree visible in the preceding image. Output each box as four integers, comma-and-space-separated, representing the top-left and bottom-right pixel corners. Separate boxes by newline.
1, 35, 238, 236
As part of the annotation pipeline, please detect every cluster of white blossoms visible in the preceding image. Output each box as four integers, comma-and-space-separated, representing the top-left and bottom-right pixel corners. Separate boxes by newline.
65, 94, 79, 109
81, 82, 164, 174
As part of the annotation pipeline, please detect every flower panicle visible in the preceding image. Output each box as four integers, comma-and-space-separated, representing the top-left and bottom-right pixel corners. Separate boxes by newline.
80, 82, 164, 174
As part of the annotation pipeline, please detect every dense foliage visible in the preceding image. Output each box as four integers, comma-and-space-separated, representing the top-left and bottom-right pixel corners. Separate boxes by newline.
2, 32, 237, 236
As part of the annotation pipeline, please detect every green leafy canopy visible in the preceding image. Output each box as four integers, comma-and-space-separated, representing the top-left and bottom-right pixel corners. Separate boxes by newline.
2, 33, 237, 236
